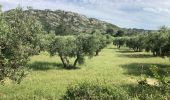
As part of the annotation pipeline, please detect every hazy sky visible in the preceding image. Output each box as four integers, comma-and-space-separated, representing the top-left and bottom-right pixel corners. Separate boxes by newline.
1, 0, 170, 30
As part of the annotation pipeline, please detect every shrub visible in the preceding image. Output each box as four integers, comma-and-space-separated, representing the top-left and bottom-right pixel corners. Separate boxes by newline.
61, 82, 130, 100
128, 80, 170, 100
128, 65, 170, 100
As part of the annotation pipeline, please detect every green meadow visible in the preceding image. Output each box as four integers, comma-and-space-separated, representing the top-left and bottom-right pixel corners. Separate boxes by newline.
0, 45, 169, 100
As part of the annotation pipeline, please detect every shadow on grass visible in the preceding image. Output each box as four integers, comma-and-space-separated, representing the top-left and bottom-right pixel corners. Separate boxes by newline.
27, 61, 80, 71
116, 50, 135, 53
115, 48, 155, 58
117, 53, 154, 58
121, 63, 170, 77
108, 47, 119, 50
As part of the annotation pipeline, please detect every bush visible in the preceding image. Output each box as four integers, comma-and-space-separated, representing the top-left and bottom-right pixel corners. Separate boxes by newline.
61, 82, 130, 100
128, 65, 170, 100
128, 81, 170, 100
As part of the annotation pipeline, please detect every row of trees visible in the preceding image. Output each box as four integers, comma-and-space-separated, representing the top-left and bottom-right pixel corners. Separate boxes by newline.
113, 26, 170, 56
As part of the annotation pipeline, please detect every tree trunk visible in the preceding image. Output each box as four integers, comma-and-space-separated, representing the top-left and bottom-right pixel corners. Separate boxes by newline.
155, 49, 160, 56
59, 55, 67, 68
73, 55, 79, 68
118, 45, 120, 49
159, 48, 162, 56
64, 57, 70, 66
0, 64, 5, 81
95, 50, 99, 56
152, 51, 156, 56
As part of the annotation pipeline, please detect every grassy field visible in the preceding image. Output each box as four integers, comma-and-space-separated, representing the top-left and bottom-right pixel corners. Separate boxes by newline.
0, 45, 170, 100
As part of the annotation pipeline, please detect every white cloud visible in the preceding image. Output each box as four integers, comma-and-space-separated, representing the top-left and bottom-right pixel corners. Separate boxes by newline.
143, 7, 170, 13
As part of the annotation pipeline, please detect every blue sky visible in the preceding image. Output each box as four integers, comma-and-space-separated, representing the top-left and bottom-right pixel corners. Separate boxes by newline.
1, 0, 170, 30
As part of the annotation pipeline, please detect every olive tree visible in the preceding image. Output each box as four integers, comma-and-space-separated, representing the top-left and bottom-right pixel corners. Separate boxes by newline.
0, 7, 42, 84
48, 34, 107, 69
91, 33, 108, 56
38, 32, 56, 51
144, 26, 169, 56
0, 7, 10, 82
49, 36, 76, 68
113, 37, 126, 48
73, 34, 98, 67
126, 35, 145, 52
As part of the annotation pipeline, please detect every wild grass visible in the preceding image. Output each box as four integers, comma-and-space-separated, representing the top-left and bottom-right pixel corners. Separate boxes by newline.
0, 45, 169, 100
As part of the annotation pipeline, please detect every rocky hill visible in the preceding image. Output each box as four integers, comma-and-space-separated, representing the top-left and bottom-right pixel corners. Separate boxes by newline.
26, 9, 120, 35
6, 9, 148, 35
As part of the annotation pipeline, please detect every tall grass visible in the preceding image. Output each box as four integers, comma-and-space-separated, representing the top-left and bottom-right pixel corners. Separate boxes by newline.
0, 45, 169, 100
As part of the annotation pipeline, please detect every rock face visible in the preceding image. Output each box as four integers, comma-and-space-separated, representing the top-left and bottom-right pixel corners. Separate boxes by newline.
26, 9, 120, 35
6, 9, 148, 35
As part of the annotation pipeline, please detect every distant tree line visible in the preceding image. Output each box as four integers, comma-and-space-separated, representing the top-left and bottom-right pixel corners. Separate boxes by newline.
113, 26, 170, 56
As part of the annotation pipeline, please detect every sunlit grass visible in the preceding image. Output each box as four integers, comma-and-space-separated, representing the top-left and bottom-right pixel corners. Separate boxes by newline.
0, 45, 169, 100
